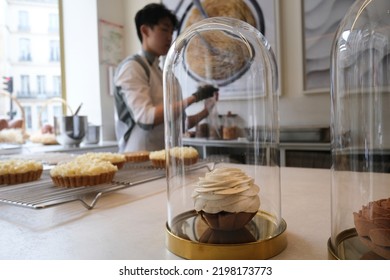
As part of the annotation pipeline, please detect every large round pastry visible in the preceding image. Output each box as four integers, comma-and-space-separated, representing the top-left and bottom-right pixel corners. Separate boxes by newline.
0, 159, 43, 185
50, 158, 118, 187
75, 152, 126, 169
353, 198, 390, 259
192, 167, 260, 231
170, 146, 199, 166
183, 0, 255, 84
149, 147, 199, 168
149, 149, 166, 168
123, 150, 150, 163
30, 131, 58, 145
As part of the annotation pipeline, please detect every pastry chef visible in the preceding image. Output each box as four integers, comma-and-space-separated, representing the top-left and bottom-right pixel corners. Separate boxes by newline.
114, 3, 218, 152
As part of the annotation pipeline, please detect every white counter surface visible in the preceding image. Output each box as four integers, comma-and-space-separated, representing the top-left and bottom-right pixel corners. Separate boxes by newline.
0, 163, 331, 260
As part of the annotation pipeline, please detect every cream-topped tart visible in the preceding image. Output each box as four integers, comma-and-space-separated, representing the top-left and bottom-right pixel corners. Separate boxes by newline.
50, 158, 118, 187
149, 147, 199, 168
0, 159, 43, 185
75, 152, 126, 169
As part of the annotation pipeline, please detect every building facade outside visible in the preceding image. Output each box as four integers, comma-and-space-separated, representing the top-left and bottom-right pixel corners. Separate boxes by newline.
0, 0, 61, 133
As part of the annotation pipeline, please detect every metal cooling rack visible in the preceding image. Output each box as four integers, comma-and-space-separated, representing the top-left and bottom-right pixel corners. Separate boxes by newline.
0, 160, 215, 210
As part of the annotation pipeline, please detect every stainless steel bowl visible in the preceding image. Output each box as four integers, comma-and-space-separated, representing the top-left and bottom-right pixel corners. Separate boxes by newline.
54, 115, 88, 147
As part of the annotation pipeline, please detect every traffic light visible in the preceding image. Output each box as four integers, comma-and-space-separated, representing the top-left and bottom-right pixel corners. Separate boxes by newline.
2, 76, 13, 93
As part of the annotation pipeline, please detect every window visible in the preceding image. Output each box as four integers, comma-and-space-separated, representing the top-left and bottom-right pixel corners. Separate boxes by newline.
53, 105, 62, 118
20, 75, 31, 97
37, 105, 48, 125
23, 106, 32, 130
18, 10, 30, 31
2, 0, 62, 134
19, 38, 31, 61
49, 40, 60, 61
52, 75, 61, 96
48, 13, 59, 33
37, 75, 46, 95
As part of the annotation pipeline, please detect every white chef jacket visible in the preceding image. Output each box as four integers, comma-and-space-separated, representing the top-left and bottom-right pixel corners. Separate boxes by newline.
114, 51, 165, 152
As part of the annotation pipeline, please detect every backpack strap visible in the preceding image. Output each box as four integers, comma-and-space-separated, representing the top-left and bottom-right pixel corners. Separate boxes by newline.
114, 54, 151, 142
131, 54, 150, 81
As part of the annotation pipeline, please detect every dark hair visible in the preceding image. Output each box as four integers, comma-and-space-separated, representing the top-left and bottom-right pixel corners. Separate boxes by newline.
135, 3, 178, 42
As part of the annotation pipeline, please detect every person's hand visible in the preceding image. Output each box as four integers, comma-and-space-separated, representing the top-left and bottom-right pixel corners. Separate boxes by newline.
192, 84, 218, 102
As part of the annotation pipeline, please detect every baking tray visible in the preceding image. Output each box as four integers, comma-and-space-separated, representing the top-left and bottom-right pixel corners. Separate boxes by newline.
0, 160, 215, 210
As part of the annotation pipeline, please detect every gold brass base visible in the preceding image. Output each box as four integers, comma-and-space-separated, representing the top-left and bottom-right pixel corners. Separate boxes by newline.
327, 228, 358, 260
166, 210, 287, 260
327, 228, 387, 260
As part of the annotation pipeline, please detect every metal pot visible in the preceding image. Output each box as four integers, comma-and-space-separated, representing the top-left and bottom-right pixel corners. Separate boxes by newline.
54, 115, 88, 147
84, 124, 100, 144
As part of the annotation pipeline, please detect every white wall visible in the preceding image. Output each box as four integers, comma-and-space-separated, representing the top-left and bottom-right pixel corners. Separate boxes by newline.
96, 0, 125, 141
61, 0, 101, 127
278, 0, 330, 127
95, 0, 155, 141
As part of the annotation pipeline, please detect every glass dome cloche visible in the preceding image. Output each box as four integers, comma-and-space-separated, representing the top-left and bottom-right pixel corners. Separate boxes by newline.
329, 0, 390, 260
162, 17, 286, 259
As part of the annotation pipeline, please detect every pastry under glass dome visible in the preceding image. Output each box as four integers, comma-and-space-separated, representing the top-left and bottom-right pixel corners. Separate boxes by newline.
163, 17, 286, 259
329, 0, 390, 260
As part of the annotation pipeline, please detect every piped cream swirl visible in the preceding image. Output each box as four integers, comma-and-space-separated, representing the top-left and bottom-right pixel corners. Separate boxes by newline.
192, 167, 260, 214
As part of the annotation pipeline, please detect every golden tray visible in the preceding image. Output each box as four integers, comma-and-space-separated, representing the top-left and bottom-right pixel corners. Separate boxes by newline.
166, 210, 287, 260
328, 228, 388, 260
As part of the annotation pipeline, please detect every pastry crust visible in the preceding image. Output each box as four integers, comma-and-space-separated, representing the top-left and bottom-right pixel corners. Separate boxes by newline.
149, 147, 199, 168
124, 150, 150, 163
51, 171, 116, 188
170, 146, 199, 166
50, 158, 118, 187
0, 159, 43, 185
149, 149, 166, 168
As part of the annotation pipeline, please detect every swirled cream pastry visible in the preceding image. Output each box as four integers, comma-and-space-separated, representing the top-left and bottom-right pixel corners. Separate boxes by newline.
354, 198, 390, 259
192, 167, 260, 231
